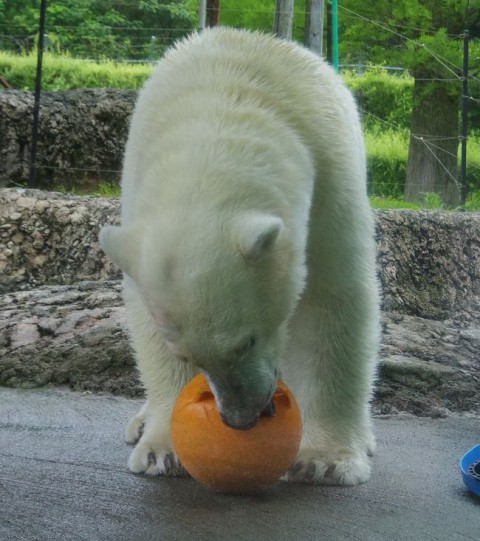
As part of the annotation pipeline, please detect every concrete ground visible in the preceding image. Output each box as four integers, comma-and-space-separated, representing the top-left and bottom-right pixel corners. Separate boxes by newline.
1, 388, 478, 541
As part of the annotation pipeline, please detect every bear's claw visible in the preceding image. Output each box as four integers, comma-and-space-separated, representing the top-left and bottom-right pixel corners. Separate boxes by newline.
128, 442, 187, 476
284, 452, 371, 486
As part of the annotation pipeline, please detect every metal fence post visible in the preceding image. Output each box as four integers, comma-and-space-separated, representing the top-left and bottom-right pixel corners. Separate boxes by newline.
460, 29, 469, 206
28, 0, 48, 189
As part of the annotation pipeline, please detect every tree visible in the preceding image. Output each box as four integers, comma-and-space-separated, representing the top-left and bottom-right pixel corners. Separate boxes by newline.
403, 29, 464, 206
341, 0, 478, 206
0, 0, 194, 60
206, 0, 220, 27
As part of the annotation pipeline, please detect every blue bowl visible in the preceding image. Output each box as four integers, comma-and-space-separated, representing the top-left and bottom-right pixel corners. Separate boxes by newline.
460, 445, 480, 497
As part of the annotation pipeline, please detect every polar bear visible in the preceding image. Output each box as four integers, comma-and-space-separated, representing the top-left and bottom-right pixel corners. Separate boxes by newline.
100, 27, 380, 486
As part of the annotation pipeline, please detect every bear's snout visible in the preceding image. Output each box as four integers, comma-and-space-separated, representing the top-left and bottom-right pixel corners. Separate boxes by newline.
220, 398, 276, 430
204, 369, 277, 431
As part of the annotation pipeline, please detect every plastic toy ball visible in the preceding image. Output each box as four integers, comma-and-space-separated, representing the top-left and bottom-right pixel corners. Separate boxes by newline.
171, 374, 302, 494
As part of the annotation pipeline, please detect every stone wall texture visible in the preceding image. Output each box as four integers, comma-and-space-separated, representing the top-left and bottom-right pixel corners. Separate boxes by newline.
0, 90, 136, 190
0, 188, 479, 415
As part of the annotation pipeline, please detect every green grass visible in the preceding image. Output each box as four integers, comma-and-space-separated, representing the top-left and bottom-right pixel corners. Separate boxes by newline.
369, 197, 422, 210
62, 182, 480, 210
370, 191, 480, 211
464, 191, 480, 211
365, 128, 480, 208
55, 182, 121, 198
0, 51, 153, 90
365, 128, 409, 198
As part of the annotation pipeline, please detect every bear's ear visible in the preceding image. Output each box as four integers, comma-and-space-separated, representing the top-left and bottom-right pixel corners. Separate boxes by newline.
99, 225, 140, 278
233, 213, 283, 260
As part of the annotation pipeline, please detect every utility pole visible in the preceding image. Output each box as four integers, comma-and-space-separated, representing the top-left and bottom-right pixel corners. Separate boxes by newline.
305, 0, 324, 55
460, 29, 469, 206
273, 0, 294, 41
29, 0, 48, 189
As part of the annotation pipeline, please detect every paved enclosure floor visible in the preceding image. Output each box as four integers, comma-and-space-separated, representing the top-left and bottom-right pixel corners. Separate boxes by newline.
1, 388, 479, 541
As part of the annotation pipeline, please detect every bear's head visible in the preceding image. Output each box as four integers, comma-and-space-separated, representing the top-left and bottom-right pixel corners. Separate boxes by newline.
100, 210, 306, 429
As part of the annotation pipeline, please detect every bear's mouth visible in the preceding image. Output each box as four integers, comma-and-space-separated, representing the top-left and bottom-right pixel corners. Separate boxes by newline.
220, 399, 276, 431
261, 399, 276, 418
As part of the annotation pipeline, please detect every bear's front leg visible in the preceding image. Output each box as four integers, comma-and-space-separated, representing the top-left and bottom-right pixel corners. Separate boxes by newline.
285, 416, 376, 486
123, 286, 197, 476
283, 288, 379, 486
125, 399, 186, 476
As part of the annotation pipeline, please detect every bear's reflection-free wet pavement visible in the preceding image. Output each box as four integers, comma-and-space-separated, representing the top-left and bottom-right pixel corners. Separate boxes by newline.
0, 388, 478, 541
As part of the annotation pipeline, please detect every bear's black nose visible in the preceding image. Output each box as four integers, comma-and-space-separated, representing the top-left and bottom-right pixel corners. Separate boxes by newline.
220, 413, 258, 431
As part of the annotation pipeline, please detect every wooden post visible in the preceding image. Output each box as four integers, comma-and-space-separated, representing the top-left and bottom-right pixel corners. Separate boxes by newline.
273, 0, 294, 40
305, 0, 324, 54
206, 0, 220, 27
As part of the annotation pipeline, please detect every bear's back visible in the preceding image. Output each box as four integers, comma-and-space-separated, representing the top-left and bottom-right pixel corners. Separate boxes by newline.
142, 28, 347, 126
121, 28, 362, 225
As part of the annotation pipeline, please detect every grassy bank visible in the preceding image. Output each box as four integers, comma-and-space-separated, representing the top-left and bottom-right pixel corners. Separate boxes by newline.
0, 51, 152, 90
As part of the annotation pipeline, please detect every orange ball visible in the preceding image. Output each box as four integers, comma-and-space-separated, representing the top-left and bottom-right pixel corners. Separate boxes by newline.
171, 374, 302, 494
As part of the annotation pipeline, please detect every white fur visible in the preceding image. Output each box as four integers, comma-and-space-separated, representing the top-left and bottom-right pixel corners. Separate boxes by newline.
100, 28, 379, 485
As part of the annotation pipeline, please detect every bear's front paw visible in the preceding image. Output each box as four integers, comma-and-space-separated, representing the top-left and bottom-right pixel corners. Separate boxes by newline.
127, 437, 187, 476
125, 410, 146, 445
284, 449, 371, 486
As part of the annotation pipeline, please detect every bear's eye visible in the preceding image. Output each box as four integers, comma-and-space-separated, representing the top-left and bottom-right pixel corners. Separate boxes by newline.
235, 335, 257, 356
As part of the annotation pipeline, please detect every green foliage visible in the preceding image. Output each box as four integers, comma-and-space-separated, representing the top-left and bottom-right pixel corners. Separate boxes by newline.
0, 0, 194, 59
340, 1, 476, 118
417, 192, 444, 209
465, 191, 480, 210
465, 134, 480, 196
341, 1, 470, 65
365, 128, 408, 197
403, 28, 462, 79
344, 69, 413, 130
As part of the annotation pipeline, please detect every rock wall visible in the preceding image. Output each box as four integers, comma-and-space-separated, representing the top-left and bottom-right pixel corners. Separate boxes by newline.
0, 189, 120, 291
376, 211, 480, 320
0, 188, 479, 415
0, 90, 136, 190
2, 188, 479, 317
